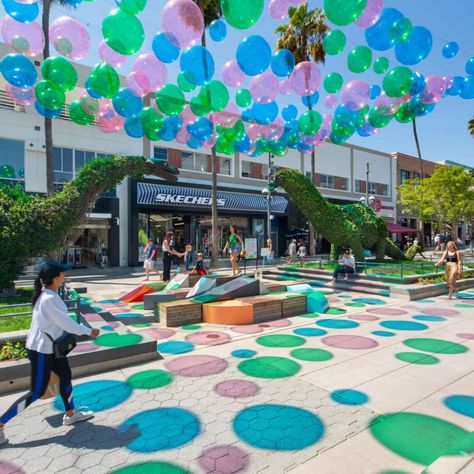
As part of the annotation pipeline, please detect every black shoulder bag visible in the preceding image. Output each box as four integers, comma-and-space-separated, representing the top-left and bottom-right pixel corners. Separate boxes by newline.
45, 332, 77, 358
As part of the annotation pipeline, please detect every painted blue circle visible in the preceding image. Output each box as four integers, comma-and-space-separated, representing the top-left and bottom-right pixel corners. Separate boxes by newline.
293, 328, 327, 337
231, 349, 257, 359
417, 299, 435, 303
54, 380, 132, 412
444, 395, 474, 418
233, 404, 324, 450
98, 299, 121, 304
458, 292, 474, 299
157, 340, 194, 354
372, 331, 396, 337
114, 313, 143, 319
352, 298, 386, 305
380, 321, 429, 331
120, 408, 200, 452
316, 319, 359, 329
412, 315, 446, 322
101, 325, 115, 331
331, 389, 369, 405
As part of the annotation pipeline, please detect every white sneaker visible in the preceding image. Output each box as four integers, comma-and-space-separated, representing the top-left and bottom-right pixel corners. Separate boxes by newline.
63, 408, 94, 426
0, 427, 7, 445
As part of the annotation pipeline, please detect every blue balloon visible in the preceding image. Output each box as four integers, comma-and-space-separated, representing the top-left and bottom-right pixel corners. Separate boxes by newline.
34, 101, 61, 118
466, 57, 474, 75
409, 98, 435, 117
365, 8, 406, 51
395, 26, 432, 65
302, 91, 319, 107
234, 134, 251, 153
209, 19, 227, 42
252, 101, 278, 125
64, 0, 82, 6
112, 88, 143, 118
297, 141, 312, 153
85, 78, 102, 99
124, 116, 144, 138
442, 42, 459, 59
187, 117, 214, 141
446, 76, 464, 96
241, 108, 253, 122
159, 116, 183, 141
282, 104, 298, 122
334, 105, 361, 128
180, 45, 215, 86
152, 32, 180, 63
0, 54, 37, 88
236, 35, 272, 76
2, 0, 39, 23
187, 137, 203, 150
410, 72, 426, 95
271, 49, 295, 77
370, 84, 382, 100
460, 76, 474, 99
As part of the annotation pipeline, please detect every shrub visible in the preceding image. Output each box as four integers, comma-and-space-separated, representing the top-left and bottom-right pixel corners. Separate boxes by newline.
0, 341, 28, 361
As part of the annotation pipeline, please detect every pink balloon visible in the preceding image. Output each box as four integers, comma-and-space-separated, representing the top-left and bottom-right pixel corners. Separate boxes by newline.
161, 0, 204, 48
246, 123, 262, 141
279, 79, 292, 95
249, 71, 279, 104
263, 118, 284, 141
180, 104, 197, 124
290, 61, 321, 96
288, 0, 305, 4
324, 94, 338, 109
358, 121, 379, 136
98, 99, 125, 133
420, 76, 446, 104
1, 16, 44, 57
269, 0, 288, 21
126, 71, 146, 97
176, 127, 190, 144
374, 92, 400, 115
356, 0, 383, 28
221, 60, 245, 88
211, 103, 240, 127
132, 54, 168, 92
99, 40, 126, 68
323, 112, 334, 125
49, 16, 90, 60
5, 83, 35, 105
341, 80, 370, 111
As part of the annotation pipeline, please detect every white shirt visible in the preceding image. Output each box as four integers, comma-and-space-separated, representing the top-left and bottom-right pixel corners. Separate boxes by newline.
340, 255, 355, 267
298, 247, 307, 257
289, 243, 296, 256
26, 288, 91, 354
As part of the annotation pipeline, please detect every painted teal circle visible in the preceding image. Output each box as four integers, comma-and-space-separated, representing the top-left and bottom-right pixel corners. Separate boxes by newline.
380, 321, 428, 331
372, 331, 396, 337
413, 315, 446, 322
352, 298, 386, 305
98, 299, 120, 304
444, 395, 474, 418
233, 404, 324, 450
92, 306, 103, 312
458, 292, 474, 299
331, 389, 369, 405
231, 349, 257, 358
101, 325, 115, 331
293, 328, 327, 337
157, 340, 194, 354
54, 380, 132, 412
317, 319, 359, 329
120, 407, 200, 452
417, 299, 435, 303
114, 313, 143, 319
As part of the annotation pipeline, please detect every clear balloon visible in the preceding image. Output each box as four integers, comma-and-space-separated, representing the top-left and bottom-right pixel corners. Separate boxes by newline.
161, 0, 203, 48
133, 54, 168, 92
355, 0, 382, 28
1, 16, 44, 57
347, 45, 372, 73
221, 60, 245, 88
249, 71, 279, 104
365, 8, 405, 51
324, 0, 367, 26
209, 19, 226, 42
0, 53, 37, 87
152, 32, 180, 63
323, 72, 343, 93
395, 26, 432, 65
3, 0, 39, 23
99, 40, 126, 68
112, 87, 143, 117
290, 61, 321, 96
271, 49, 295, 77
341, 80, 370, 111
102, 9, 144, 56
180, 45, 214, 85
236, 35, 272, 76
221, 0, 264, 29
323, 29, 346, 55
49, 16, 91, 60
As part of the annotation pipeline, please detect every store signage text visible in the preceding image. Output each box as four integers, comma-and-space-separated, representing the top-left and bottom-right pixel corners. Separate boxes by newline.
155, 193, 226, 207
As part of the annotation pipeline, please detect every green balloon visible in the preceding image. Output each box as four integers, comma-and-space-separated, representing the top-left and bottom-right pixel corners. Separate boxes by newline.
69, 100, 95, 126
383, 66, 413, 98
323, 30, 346, 56
215, 134, 234, 155
324, 0, 367, 26
116, 0, 146, 14
190, 94, 211, 116
102, 9, 144, 55
221, 0, 264, 30
155, 85, 185, 116
140, 106, 164, 140
271, 140, 287, 156
368, 108, 392, 128
347, 46, 372, 73
298, 110, 322, 135
177, 72, 195, 93
80, 95, 99, 115
374, 57, 390, 74
35, 80, 65, 110
41, 57, 78, 92
395, 103, 415, 123
200, 81, 229, 112
323, 72, 344, 93
89, 62, 120, 99
399, 18, 412, 43
0, 165, 16, 179
236, 88, 251, 108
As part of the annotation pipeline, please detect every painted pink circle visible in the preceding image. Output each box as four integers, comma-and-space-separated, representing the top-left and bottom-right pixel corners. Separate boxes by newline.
165, 355, 228, 377
72, 342, 101, 353
367, 308, 407, 316
214, 379, 259, 398
322, 334, 379, 350
107, 321, 120, 329
0, 461, 26, 474
231, 325, 263, 334
457, 333, 474, 340
420, 307, 460, 317
185, 331, 231, 346
144, 328, 175, 340
260, 318, 292, 328
350, 314, 379, 321
328, 297, 340, 304
198, 445, 249, 474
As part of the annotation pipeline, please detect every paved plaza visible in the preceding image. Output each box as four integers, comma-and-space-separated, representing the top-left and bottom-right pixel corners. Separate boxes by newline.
0, 274, 473, 474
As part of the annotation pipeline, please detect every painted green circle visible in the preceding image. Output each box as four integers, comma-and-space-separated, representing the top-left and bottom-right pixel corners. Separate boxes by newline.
395, 352, 439, 365
369, 412, 474, 465
132, 323, 151, 328
238, 356, 301, 378
111, 461, 190, 473
256, 335, 306, 348
300, 313, 320, 319
182, 325, 202, 330
325, 307, 347, 315
131, 303, 144, 310
291, 348, 333, 362
455, 303, 474, 308
94, 333, 142, 348
345, 302, 365, 308
127, 370, 173, 389
403, 338, 468, 355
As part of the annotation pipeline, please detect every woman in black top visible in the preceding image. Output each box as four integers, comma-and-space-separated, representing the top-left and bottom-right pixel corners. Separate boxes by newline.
435, 241, 462, 299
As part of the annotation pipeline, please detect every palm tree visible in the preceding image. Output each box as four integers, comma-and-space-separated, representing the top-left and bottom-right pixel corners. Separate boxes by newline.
194, 0, 222, 268
469, 115, 474, 137
275, 4, 329, 256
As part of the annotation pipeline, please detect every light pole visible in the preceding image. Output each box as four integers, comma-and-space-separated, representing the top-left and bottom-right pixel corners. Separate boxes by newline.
365, 162, 370, 204
262, 153, 275, 243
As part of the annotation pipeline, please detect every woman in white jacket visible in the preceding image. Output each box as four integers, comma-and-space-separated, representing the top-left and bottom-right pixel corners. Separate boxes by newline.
0, 261, 100, 445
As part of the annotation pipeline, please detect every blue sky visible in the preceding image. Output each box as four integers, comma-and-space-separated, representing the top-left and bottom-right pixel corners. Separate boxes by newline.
1, 0, 473, 166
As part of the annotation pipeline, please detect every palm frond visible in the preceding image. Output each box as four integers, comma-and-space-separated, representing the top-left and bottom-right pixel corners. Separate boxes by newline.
468, 116, 474, 137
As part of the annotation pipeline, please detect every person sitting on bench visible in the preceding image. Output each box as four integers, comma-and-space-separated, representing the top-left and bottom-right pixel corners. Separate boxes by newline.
329, 249, 355, 284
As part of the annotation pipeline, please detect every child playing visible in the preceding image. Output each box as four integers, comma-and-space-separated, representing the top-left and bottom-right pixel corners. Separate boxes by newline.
184, 243, 194, 272
297, 242, 307, 267
192, 252, 208, 276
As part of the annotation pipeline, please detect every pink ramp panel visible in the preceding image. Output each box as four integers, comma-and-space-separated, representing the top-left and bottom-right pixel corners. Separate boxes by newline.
120, 285, 154, 303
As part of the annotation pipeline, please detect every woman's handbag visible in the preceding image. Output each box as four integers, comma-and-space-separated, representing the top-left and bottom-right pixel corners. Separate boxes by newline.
45, 332, 77, 358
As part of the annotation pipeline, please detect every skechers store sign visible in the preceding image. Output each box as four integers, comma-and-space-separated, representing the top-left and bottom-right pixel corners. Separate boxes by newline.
137, 183, 288, 213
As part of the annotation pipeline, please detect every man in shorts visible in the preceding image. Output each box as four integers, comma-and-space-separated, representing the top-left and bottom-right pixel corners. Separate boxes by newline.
143, 239, 160, 281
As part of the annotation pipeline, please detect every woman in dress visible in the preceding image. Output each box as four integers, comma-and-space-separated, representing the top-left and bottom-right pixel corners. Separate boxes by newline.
435, 241, 462, 299
223, 225, 244, 276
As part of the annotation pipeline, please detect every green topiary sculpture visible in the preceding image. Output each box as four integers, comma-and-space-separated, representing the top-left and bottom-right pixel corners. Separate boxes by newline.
277, 168, 407, 262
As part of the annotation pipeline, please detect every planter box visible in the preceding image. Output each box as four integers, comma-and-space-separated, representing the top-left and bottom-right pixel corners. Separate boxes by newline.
155, 300, 202, 327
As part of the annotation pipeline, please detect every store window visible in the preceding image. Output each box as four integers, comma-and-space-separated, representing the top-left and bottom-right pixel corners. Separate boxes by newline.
368, 182, 378, 195
53, 147, 74, 183
0, 138, 24, 180
153, 147, 168, 162
241, 161, 268, 179
219, 157, 232, 176
320, 174, 335, 189
400, 169, 410, 183
340, 177, 349, 191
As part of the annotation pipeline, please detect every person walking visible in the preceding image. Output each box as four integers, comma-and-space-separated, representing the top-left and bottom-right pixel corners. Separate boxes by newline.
435, 241, 462, 299
223, 225, 244, 276
143, 239, 160, 281
434, 234, 441, 254
162, 232, 183, 282
0, 261, 100, 445
286, 239, 297, 264
329, 249, 356, 284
